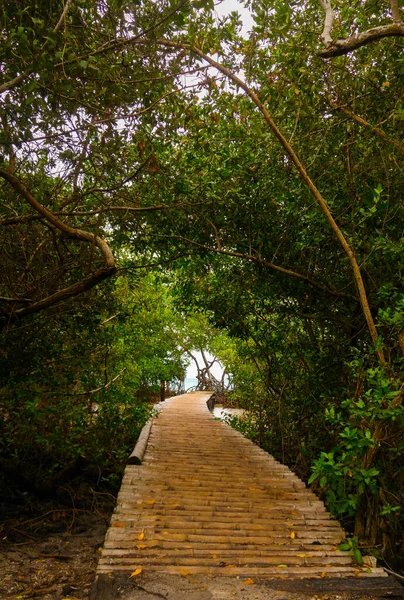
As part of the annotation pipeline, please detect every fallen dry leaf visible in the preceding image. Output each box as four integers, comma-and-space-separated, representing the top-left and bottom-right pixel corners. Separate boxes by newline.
242, 578, 255, 585
180, 569, 190, 577
290, 531, 296, 539
112, 522, 125, 528
130, 568, 143, 578
146, 499, 156, 505
277, 564, 288, 568
138, 532, 145, 541
136, 544, 147, 549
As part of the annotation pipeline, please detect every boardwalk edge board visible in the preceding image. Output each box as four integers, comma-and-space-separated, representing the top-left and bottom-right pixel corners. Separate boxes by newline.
128, 419, 153, 465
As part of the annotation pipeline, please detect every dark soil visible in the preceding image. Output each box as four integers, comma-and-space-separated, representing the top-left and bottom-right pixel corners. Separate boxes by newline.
0, 476, 115, 600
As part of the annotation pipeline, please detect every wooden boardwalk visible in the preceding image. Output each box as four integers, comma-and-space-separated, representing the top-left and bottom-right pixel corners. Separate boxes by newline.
97, 392, 387, 579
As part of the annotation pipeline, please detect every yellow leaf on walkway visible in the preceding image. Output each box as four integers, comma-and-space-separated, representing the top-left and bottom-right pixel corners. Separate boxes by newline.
136, 544, 147, 549
180, 569, 189, 577
130, 568, 143, 578
242, 578, 255, 585
277, 564, 288, 568
112, 522, 125, 528
146, 499, 156, 505
138, 532, 145, 541
290, 531, 295, 539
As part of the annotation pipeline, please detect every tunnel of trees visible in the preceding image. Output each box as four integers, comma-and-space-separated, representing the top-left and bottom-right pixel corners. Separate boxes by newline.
1, 0, 403, 562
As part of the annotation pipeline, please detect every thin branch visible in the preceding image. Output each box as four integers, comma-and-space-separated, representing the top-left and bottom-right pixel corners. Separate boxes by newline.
100, 313, 121, 326
20, 72, 206, 143
0, 296, 32, 304
54, 0, 191, 69
53, 0, 74, 34
330, 99, 404, 157
67, 368, 126, 396
0, 203, 193, 226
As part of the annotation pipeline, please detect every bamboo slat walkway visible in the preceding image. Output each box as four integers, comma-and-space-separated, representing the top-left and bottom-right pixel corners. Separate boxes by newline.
97, 392, 387, 579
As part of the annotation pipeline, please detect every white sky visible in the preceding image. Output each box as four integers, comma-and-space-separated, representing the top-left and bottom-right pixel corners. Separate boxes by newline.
214, 0, 254, 34
186, 351, 224, 379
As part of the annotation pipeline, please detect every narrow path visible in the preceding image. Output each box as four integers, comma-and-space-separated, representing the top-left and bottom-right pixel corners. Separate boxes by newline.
97, 392, 386, 579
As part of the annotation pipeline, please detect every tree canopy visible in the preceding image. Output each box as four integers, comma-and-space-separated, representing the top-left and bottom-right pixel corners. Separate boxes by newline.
1, 0, 403, 557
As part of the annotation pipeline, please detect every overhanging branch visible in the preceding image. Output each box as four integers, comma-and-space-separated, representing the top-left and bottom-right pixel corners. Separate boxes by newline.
0, 170, 117, 329
155, 233, 357, 302
319, 22, 404, 58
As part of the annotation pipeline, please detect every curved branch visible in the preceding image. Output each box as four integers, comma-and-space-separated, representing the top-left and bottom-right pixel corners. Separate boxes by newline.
0, 170, 115, 267
318, 22, 404, 58
185, 44, 386, 364
0, 170, 117, 328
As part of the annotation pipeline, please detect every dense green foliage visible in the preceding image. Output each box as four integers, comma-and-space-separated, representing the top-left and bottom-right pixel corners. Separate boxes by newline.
1, 0, 403, 556
0, 273, 189, 485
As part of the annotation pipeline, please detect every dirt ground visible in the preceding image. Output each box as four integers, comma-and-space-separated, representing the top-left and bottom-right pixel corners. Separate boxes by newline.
0, 480, 115, 600
89, 571, 404, 600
